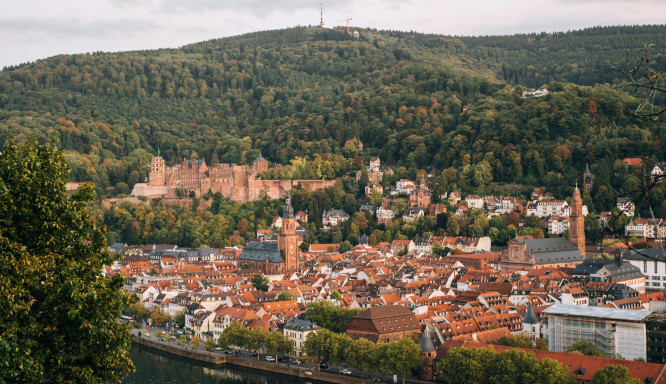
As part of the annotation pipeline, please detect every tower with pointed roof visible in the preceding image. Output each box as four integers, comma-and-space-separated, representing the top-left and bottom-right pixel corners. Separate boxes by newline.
569, 185, 587, 258
279, 192, 299, 271
583, 163, 595, 192
522, 303, 541, 340
419, 325, 437, 380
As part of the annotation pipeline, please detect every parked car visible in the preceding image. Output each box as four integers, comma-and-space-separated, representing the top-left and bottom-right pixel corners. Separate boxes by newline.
213, 347, 222, 351
319, 361, 329, 369
252, 352, 258, 357
265, 355, 276, 362
224, 350, 233, 355
291, 358, 301, 364
341, 368, 352, 375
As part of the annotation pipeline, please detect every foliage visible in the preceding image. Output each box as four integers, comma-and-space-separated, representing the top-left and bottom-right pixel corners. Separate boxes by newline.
277, 290, 293, 301
1, 26, 664, 220
191, 336, 201, 349
150, 309, 172, 326
385, 337, 423, 384
222, 321, 250, 349
438, 347, 575, 384
496, 334, 548, 350
566, 340, 606, 357
592, 365, 640, 384
329, 290, 343, 301
264, 331, 293, 360
173, 309, 186, 328
204, 338, 217, 351
250, 273, 270, 292
0, 137, 134, 383
177, 335, 187, 345
126, 301, 149, 319
438, 346, 496, 384
305, 300, 361, 333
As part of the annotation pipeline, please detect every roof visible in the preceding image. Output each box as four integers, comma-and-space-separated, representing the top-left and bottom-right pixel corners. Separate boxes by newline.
354, 305, 415, 320
573, 259, 644, 282
283, 318, 320, 332
420, 326, 436, 353
522, 237, 584, 265
523, 303, 539, 324
542, 303, 651, 322
624, 248, 666, 262
238, 241, 284, 263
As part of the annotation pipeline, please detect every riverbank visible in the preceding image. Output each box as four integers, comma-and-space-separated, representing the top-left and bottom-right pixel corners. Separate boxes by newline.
133, 334, 375, 384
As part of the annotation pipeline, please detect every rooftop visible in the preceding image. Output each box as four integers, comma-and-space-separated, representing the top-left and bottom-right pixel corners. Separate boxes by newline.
542, 303, 651, 322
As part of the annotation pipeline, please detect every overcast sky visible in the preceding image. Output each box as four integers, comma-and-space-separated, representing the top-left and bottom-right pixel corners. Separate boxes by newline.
1, 0, 665, 68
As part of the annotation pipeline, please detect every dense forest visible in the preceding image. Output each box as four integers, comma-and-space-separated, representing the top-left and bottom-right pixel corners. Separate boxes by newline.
1, 25, 664, 210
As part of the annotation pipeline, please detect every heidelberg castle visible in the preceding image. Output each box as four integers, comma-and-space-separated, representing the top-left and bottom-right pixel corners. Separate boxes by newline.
132, 154, 336, 203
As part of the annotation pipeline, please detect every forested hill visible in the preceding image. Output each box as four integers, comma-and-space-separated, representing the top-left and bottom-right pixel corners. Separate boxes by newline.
457, 24, 666, 87
0, 25, 664, 200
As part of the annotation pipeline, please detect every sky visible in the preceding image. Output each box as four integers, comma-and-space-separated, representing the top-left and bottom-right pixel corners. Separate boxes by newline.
1, 0, 665, 68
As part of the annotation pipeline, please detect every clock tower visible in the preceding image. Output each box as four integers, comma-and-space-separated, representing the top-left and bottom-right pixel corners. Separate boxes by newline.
569, 186, 587, 258
279, 192, 300, 271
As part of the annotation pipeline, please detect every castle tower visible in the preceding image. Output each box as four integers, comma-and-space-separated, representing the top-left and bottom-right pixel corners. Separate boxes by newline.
569, 185, 587, 258
583, 163, 595, 192
279, 192, 299, 271
149, 156, 166, 186
253, 153, 269, 173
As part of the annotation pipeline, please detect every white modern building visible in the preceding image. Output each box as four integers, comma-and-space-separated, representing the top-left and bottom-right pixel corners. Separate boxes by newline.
542, 304, 652, 360
624, 248, 666, 290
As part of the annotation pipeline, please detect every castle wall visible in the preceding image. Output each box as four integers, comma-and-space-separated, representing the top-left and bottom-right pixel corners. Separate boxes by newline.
136, 157, 337, 203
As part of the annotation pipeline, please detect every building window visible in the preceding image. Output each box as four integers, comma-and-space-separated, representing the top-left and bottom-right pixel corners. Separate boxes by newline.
644, 261, 648, 273
655, 261, 659, 274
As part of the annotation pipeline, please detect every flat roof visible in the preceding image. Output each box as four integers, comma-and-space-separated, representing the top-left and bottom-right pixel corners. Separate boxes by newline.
542, 303, 652, 322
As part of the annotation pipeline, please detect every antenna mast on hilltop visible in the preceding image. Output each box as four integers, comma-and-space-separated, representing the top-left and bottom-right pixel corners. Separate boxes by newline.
320, 1, 324, 27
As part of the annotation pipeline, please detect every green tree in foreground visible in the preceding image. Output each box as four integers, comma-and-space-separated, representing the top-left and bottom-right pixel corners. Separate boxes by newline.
191, 336, 201, 349
592, 365, 640, 384
204, 338, 217, 351
251, 273, 271, 291
0, 137, 134, 383
438, 346, 496, 384
386, 337, 423, 384
566, 340, 606, 356
438, 347, 575, 384
265, 331, 293, 362
177, 335, 187, 345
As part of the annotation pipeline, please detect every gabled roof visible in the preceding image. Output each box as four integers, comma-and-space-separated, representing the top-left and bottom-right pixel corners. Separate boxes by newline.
238, 241, 284, 263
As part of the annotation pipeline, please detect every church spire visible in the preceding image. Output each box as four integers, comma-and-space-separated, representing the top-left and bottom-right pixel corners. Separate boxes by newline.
283, 192, 294, 219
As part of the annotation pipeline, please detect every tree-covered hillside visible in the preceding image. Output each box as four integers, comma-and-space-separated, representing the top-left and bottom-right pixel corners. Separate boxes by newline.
0, 25, 664, 199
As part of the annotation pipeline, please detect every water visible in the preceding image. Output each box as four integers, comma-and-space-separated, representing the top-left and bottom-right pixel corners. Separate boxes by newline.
123, 345, 314, 384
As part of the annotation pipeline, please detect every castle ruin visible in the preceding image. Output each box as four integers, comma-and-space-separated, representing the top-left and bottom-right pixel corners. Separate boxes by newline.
132, 155, 336, 203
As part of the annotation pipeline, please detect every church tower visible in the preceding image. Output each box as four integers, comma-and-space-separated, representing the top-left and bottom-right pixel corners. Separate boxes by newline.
583, 163, 595, 192
149, 156, 166, 186
279, 192, 300, 271
569, 186, 587, 258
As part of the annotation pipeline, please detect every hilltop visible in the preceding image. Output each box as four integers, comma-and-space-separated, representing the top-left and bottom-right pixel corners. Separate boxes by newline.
0, 25, 665, 199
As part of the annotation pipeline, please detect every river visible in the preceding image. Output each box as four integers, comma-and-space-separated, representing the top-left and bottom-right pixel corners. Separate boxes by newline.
123, 345, 317, 384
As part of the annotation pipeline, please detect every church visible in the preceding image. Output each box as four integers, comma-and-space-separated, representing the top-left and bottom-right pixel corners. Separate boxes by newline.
499, 186, 587, 272
238, 193, 301, 274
